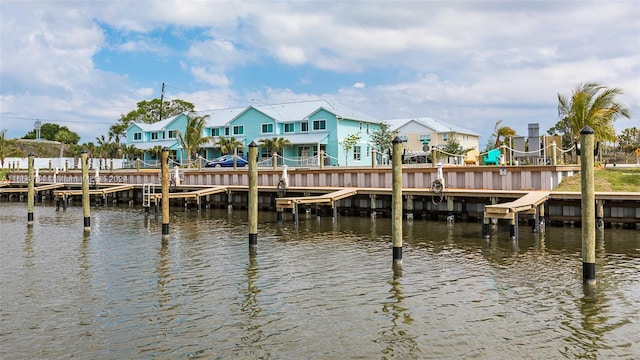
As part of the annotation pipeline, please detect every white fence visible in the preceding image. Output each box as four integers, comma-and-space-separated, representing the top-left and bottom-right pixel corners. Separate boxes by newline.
2, 157, 125, 170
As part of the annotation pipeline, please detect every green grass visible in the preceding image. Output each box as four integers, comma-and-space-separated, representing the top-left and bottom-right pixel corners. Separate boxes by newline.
554, 167, 640, 192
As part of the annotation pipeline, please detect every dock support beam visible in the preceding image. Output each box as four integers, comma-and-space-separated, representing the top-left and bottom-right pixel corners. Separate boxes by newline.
248, 141, 258, 249
161, 147, 170, 239
580, 126, 596, 285
27, 153, 35, 225
596, 200, 605, 229
391, 137, 403, 268
81, 151, 90, 232
406, 195, 413, 221
370, 194, 377, 219
446, 196, 454, 223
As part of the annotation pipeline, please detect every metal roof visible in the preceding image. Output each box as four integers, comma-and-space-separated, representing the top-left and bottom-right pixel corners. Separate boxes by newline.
387, 117, 480, 136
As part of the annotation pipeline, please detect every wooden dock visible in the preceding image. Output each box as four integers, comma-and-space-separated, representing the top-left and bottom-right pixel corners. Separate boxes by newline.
276, 187, 359, 209
484, 191, 551, 220
0, 183, 65, 194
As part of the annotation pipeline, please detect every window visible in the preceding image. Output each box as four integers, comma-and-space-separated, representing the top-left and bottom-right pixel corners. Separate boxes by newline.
225, 127, 229, 136
151, 132, 158, 140
353, 146, 361, 161
366, 123, 369, 134
442, 133, 448, 141
312, 119, 326, 130
284, 123, 295, 133
398, 135, 408, 142
233, 125, 244, 135
261, 123, 274, 134
418, 134, 431, 141
133, 132, 142, 141
301, 121, 309, 132
212, 128, 220, 136
168, 130, 176, 139
260, 148, 270, 158
359, 122, 363, 130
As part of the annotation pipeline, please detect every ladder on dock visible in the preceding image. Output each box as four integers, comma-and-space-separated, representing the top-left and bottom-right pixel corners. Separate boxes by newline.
142, 183, 155, 208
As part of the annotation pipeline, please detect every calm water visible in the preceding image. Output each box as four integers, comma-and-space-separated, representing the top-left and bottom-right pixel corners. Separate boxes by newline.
1, 203, 638, 359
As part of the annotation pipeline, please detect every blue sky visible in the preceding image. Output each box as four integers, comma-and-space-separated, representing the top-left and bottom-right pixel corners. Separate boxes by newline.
1, 0, 638, 146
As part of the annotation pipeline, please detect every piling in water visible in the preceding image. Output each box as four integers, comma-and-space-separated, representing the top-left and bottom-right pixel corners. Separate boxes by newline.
81, 151, 91, 232
392, 137, 403, 267
580, 126, 596, 285
248, 141, 258, 248
161, 148, 170, 238
27, 153, 34, 225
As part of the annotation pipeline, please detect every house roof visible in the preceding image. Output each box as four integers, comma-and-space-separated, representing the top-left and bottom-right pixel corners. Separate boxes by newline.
251, 132, 330, 145
387, 117, 480, 136
198, 99, 377, 125
127, 114, 182, 132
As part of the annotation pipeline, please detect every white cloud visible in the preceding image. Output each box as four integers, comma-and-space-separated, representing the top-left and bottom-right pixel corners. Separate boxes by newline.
1, 0, 638, 144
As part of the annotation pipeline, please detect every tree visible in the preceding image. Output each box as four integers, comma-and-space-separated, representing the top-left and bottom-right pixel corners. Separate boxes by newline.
258, 137, 291, 156
23, 123, 80, 144
370, 122, 398, 156
617, 127, 640, 154
546, 116, 574, 150
341, 132, 361, 166
118, 99, 195, 128
0, 129, 9, 167
217, 136, 244, 155
121, 144, 141, 161
108, 122, 128, 148
558, 82, 630, 142
441, 132, 470, 155
176, 113, 211, 164
490, 120, 517, 148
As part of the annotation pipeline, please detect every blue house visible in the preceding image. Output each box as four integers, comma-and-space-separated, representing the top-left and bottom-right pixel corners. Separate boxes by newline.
125, 100, 381, 167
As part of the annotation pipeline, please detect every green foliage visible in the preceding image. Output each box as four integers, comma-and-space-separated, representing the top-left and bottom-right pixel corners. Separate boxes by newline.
490, 120, 516, 149
176, 114, 211, 163
118, 99, 195, 127
217, 136, 244, 155
617, 127, 640, 154
557, 82, 630, 142
341, 132, 361, 166
22, 123, 80, 144
370, 122, 398, 155
258, 137, 291, 156
441, 132, 471, 155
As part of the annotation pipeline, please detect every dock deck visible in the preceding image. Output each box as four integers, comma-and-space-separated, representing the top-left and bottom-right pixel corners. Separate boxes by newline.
484, 191, 551, 220
276, 187, 359, 209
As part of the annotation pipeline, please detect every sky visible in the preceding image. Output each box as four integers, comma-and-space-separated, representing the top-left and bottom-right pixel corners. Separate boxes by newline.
1, 0, 639, 147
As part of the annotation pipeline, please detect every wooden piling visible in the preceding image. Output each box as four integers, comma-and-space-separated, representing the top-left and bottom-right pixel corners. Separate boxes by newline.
391, 137, 403, 267
161, 147, 170, 238
248, 141, 258, 248
406, 195, 413, 221
371, 149, 377, 168
551, 141, 557, 166
27, 153, 34, 225
580, 126, 596, 285
81, 151, 90, 232
319, 150, 325, 169
370, 194, 377, 219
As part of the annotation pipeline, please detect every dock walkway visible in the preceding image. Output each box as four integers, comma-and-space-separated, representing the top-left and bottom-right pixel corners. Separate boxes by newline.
483, 190, 551, 238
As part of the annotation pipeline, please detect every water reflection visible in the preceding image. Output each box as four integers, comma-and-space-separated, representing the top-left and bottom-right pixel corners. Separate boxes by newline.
376, 273, 420, 359
236, 253, 265, 357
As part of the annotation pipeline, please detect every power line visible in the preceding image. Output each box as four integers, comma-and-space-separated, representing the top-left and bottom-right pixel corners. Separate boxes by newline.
0, 115, 115, 125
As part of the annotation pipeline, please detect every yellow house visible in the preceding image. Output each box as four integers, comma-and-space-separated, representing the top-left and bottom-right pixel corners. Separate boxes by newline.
386, 117, 480, 160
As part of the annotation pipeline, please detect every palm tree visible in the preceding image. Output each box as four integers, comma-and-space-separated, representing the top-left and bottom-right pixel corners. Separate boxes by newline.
558, 82, 631, 142
217, 136, 244, 155
259, 137, 291, 156
491, 120, 517, 148
0, 129, 8, 168
108, 123, 128, 148
176, 113, 211, 165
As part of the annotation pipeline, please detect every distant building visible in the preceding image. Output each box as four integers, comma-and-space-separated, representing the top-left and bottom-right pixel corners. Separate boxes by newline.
125, 100, 381, 167
386, 117, 480, 161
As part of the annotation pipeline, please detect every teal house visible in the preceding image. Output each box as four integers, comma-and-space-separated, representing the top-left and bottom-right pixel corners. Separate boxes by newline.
125, 100, 381, 167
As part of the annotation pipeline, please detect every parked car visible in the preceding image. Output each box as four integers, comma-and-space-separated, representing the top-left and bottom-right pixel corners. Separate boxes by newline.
205, 155, 248, 168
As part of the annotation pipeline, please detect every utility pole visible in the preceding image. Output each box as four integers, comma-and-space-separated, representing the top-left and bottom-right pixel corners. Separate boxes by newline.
159, 82, 165, 122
